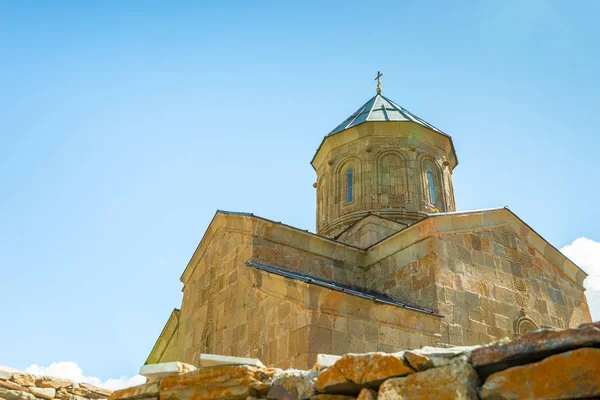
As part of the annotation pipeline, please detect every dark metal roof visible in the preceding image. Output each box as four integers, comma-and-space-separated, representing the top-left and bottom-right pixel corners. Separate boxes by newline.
328, 93, 447, 136
245, 260, 442, 316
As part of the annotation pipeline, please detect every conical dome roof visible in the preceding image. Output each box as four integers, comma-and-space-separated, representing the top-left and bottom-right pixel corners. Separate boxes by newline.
328, 93, 446, 136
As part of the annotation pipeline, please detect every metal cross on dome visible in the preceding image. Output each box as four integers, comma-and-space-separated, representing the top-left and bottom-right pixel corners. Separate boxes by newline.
375, 71, 383, 93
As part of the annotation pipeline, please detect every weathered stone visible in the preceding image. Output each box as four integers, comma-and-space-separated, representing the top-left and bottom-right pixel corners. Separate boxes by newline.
35, 378, 72, 390
139, 362, 194, 381
313, 355, 341, 371
317, 352, 414, 394
0, 368, 12, 381
29, 387, 56, 400
481, 347, 600, 400
267, 370, 316, 400
109, 380, 160, 400
0, 381, 28, 392
66, 384, 111, 400
471, 324, 600, 376
0, 388, 37, 400
10, 375, 35, 388
78, 383, 112, 399
159, 365, 278, 400
378, 362, 479, 400
198, 354, 265, 368
54, 388, 69, 399
360, 353, 413, 385
316, 366, 354, 394
356, 388, 376, 400
403, 351, 434, 372
309, 395, 355, 400
330, 354, 370, 385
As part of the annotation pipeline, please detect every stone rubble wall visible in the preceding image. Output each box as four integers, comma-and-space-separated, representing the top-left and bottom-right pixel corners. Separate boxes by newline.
111, 321, 600, 399
0, 368, 112, 400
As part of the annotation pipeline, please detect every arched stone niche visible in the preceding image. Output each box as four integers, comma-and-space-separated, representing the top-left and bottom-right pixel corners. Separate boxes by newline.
514, 314, 539, 337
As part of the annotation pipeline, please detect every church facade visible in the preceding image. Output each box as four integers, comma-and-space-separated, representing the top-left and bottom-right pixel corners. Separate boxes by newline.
146, 83, 592, 370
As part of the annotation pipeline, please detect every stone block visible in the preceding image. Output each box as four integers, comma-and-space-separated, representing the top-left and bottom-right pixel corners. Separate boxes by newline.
10, 375, 35, 388
471, 323, 600, 377
159, 365, 278, 400
0, 367, 13, 381
139, 362, 195, 380
378, 361, 479, 400
356, 388, 377, 400
481, 348, 600, 399
198, 354, 265, 368
109, 380, 160, 400
28, 387, 56, 400
313, 355, 341, 371
35, 378, 72, 390
78, 383, 112, 399
0, 388, 37, 400
0, 381, 28, 392
317, 352, 413, 394
266, 370, 317, 400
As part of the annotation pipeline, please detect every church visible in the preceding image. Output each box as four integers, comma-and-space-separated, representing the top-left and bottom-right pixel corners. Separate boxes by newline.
145, 74, 592, 370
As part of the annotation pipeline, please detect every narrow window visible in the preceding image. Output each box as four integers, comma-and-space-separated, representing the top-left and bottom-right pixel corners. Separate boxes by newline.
427, 170, 436, 204
346, 168, 353, 203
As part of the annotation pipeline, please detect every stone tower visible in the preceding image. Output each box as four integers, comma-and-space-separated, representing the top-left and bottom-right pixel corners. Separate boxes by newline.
312, 92, 458, 238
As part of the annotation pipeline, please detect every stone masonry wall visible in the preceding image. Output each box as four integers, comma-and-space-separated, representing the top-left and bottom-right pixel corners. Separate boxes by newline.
435, 227, 591, 345
0, 368, 111, 400
111, 321, 600, 400
363, 223, 592, 346
364, 237, 439, 310
335, 216, 405, 249
175, 247, 442, 370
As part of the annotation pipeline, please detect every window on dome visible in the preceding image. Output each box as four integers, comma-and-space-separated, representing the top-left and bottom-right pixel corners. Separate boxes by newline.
346, 168, 353, 203
427, 170, 436, 204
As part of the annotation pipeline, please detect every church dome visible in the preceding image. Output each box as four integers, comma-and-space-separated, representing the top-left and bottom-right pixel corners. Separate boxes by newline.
312, 88, 458, 237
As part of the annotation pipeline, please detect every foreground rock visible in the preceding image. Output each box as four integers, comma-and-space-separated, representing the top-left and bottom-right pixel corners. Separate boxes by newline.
159, 365, 278, 400
0, 367, 111, 400
471, 323, 600, 376
378, 361, 479, 400
481, 347, 600, 399
317, 352, 413, 394
5, 321, 600, 400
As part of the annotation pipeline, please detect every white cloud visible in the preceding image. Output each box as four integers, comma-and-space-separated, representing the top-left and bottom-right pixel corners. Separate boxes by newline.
560, 237, 600, 321
25, 362, 145, 391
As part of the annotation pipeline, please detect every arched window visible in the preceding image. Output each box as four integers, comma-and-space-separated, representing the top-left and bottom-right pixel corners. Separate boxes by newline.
427, 170, 436, 204
317, 177, 327, 223
200, 321, 213, 353
422, 159, 443, 210
346, 168, 353, 203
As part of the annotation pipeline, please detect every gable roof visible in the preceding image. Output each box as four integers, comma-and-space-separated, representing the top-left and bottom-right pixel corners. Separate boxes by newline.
364, 207, 588, 286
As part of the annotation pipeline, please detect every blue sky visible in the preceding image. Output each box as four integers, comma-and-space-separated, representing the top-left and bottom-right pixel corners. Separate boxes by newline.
1, 0, 599, 385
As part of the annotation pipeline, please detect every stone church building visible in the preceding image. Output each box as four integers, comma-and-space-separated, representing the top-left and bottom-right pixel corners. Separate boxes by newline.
145, 82, 592, 370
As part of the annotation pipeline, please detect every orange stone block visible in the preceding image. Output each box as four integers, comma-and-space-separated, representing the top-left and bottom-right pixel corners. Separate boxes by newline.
361, 353, 414, 384
404, 351, 434, 372
471, 324, 600, 377
481, 347, 600, 400
316, 366, 350, 393
378, 362, 479, 400
109, 380, 159, 400
334, 354, 371, 384
356, 388, 377, 400
159, 365, 278, 400
0, 381, 28, 393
